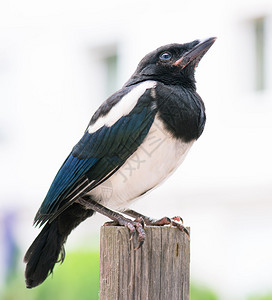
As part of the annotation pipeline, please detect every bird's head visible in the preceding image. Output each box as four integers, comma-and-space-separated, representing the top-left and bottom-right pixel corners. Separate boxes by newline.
126, 37, 216, 89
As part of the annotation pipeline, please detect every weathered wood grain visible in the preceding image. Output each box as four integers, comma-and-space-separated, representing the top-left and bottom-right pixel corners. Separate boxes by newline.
99, 226, 190, 300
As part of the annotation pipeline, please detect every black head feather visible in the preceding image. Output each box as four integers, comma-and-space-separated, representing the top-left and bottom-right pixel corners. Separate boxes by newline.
126, 37, 216, 89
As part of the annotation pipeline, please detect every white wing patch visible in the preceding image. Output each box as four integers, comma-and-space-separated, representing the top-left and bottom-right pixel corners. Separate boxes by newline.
88, 80, 157, 134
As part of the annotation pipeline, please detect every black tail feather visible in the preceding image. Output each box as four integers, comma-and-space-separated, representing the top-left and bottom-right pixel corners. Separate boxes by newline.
24, 220, 64, 288
24, 203, 94, 288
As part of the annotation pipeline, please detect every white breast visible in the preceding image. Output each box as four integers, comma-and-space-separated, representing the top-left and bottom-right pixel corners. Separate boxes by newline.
88, 116, 194, 211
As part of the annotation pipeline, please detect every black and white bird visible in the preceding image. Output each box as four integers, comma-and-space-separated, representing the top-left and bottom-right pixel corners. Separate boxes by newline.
24, 37, 216, 288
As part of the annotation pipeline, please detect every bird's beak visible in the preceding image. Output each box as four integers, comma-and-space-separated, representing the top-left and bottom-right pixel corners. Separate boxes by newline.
174, 37, 217, 69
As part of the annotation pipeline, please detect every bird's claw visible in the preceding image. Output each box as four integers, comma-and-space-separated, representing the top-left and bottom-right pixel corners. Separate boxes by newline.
146, 216, 171, 226
129, 230, 135, 241
171, 216, 184, 224
171, 217, 190, 238
104, 220, 120, 226
103, 217, 146, 249
143, 214, 189, 238
133, 217, 145, 249
103, 214, 189, 248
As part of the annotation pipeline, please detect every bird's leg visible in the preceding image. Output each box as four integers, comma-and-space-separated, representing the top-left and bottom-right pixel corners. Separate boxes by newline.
123, 209, 172, 226
123, 209, 190, 238
78, 196, 145, 249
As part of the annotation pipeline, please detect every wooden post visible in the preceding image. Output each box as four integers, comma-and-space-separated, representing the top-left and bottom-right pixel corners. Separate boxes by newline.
99, 226, 190, 300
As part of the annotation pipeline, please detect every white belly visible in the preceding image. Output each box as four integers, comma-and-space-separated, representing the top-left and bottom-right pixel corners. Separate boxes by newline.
88, 116, 194, 211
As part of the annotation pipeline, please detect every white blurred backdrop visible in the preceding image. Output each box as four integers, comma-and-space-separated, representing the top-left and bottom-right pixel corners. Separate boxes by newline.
0, 0, 272, 299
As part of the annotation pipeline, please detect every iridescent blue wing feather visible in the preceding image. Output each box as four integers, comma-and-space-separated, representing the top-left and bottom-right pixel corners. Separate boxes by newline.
35, 89, 157, 225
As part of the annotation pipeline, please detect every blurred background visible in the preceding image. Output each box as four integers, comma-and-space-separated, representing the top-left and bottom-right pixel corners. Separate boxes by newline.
0, 0, 272, 299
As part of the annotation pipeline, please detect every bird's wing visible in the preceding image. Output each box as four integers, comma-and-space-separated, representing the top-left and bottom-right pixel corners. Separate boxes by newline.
35, 87, 157, 226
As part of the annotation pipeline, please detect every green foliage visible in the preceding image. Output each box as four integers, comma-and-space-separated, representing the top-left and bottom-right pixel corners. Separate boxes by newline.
2, 249, 235, 300
249, 294, 272, 300
2, 251, 100, 300
191, 283, 219, 300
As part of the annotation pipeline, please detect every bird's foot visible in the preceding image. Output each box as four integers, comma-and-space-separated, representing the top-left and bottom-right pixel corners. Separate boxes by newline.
78, 197, 145, 249
104, 217, 145, 249
123, 209, 190, 238
123, 209, 171, 226
170, 216, 190, 237
144, 216, 172, 226
142, 215, 189, 237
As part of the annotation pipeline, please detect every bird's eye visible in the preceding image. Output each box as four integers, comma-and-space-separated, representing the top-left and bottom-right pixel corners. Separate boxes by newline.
159, 52, 172, 61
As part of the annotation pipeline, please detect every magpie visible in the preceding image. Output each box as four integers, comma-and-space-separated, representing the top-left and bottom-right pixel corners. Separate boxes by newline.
24, 37, 216, 288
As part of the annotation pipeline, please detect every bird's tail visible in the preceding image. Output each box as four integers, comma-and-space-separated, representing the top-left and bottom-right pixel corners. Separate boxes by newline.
24, 203, 94, 288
